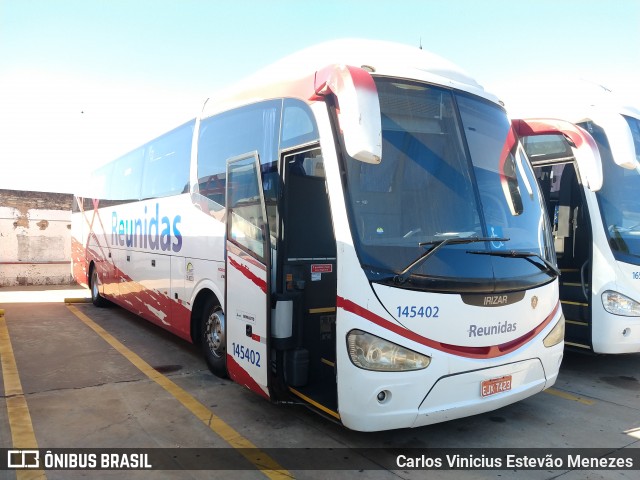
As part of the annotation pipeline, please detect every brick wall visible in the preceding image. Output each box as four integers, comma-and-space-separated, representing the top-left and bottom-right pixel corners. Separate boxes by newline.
0, 189, 74, 286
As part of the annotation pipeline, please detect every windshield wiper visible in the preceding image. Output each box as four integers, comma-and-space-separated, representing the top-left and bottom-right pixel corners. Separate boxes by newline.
467, 249, 561, 277
393, 236, 510, 285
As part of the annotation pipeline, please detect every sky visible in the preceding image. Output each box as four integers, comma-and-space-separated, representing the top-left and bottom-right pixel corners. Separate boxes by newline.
1, 0, 639, 194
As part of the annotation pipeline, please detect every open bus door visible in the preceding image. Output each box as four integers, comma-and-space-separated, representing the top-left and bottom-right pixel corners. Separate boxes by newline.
531, 159, 594, 350
225, 152, 272, 399
516, 119, 602, 351
276, 147, 339, 418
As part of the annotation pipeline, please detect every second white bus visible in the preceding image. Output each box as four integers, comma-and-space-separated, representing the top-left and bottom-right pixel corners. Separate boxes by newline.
523, 102, 640, 353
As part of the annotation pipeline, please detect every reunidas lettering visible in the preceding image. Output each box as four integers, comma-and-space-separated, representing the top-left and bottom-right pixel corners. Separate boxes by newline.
468, 321, 517, 337
111, 203, 182, 252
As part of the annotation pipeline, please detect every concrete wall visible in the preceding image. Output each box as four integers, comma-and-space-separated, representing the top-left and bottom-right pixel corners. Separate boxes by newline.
0, 189, 74, 286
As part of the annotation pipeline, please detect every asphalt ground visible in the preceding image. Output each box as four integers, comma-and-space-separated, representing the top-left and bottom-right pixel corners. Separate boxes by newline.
0, 286, 639, 480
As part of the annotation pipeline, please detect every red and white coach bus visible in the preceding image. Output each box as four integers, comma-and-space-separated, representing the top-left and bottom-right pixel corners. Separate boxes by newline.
72, 39, 599, 431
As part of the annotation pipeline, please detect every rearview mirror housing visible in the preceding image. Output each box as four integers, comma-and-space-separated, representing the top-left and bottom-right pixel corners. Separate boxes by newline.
314, 65, 382, 164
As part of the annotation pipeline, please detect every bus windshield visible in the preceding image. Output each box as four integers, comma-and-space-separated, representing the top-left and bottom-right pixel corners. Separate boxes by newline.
625, 115, 640, 162
342, 78, 554, 291
589, 116, 640, 263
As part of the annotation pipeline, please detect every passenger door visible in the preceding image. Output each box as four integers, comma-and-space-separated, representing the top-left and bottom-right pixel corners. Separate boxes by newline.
522, 133, 594, 350
224, 152, 272, 399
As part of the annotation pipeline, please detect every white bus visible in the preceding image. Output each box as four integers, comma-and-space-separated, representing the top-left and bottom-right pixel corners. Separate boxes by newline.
522, 104, 640, 353
72, 39, 598, 431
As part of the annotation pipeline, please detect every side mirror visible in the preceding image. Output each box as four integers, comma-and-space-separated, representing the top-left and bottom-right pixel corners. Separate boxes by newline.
513, 118, 603, 191
314, 65, 382, 164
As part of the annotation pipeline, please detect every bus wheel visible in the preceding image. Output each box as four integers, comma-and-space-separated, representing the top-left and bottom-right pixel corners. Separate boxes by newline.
201, 299, 228, 378
90, 266, 109, 308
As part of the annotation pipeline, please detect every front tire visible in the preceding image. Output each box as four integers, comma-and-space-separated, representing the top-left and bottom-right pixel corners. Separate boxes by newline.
90, 265, 109, 308
201, 298, 227, 378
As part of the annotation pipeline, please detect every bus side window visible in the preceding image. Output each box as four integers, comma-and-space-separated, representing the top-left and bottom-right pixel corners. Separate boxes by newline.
140, 121, 193, 199
196, 100, 282, 221
109, 148, 144, 202
281, 99, 319, 150
89, 162, 113, 202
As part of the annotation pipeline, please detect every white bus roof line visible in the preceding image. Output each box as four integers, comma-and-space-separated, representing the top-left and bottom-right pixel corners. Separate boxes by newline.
201, 39, 499, 119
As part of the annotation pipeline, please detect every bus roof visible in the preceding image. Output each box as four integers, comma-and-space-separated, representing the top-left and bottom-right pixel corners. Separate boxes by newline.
202, 39, 499, 118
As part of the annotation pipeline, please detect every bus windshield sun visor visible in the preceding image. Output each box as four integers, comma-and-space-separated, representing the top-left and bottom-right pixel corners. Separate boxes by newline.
466, 250, 561, 277
393, 236, 510, 285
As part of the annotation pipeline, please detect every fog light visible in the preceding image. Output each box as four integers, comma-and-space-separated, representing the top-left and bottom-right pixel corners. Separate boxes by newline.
376, 390, 391, 404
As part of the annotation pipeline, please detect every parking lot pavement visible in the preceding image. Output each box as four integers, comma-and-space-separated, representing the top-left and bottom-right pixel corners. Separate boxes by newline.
0, 287, 639, 479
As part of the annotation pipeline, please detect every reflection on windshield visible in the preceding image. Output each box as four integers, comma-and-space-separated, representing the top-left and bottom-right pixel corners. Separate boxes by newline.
585, 119, 640, 260
341, 78, 554, 290
456, 94, 550, 257
624, 115, 640, 162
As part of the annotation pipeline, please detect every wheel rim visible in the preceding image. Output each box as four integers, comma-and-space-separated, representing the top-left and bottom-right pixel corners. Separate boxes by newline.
205, 310, 225, 359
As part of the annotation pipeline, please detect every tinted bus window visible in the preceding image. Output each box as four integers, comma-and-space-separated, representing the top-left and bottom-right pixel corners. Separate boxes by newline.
109, 148, 144, 201
91, 162, 114, 200
141, 120, 194, 199
281, 98, 319, 149
197, 100, 282, 209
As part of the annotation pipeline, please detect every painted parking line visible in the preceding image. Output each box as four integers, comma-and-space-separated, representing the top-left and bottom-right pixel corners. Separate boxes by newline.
0, 309, 47, 480
543, 387, 596, 406
66, 305, 291, 479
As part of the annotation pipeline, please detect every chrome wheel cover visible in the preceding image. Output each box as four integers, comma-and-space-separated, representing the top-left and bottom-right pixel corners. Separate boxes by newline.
205, 310, 225, 358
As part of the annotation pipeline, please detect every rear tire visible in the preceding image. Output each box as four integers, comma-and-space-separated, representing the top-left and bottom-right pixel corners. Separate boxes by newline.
201, 297, 228, 378
90, 265, 109, 308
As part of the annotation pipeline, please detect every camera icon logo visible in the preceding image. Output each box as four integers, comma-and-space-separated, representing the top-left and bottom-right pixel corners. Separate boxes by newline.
7, 450, 40, 469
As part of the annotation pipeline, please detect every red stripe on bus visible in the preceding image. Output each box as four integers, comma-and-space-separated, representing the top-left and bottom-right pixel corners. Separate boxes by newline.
227, 354, 270, 400
228, 256, 267, 294
226, 242, 267, 272
337, 296, 559, 359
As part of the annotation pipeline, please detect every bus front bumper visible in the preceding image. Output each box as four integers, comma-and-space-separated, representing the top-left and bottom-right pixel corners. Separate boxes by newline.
338, 349, 561, 432
412, 357, 546, 428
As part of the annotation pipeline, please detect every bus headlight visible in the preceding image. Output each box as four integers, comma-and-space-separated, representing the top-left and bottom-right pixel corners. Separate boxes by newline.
543, 314, 565, 347
347, 329, 431, 371
602, 291, 640, 317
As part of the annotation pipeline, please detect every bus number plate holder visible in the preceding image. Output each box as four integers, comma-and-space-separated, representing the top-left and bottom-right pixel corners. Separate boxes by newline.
481, 375, 512, 397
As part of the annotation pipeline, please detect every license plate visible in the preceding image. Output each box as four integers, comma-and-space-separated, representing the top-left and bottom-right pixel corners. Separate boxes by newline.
481, 375, 512, 397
